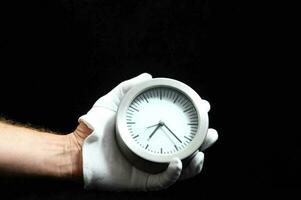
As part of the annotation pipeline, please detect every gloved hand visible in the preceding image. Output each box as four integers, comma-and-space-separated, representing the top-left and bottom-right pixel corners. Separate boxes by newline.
79, 73, 218, 191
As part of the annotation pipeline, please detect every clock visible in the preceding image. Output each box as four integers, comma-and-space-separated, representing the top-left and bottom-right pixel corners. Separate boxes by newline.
116, 78, 209, 173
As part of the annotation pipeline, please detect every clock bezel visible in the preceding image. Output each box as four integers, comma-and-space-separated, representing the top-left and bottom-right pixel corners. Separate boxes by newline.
116, 78, 208, 163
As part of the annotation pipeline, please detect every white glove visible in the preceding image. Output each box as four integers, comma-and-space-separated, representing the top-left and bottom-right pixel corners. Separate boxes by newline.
79, 73, 218, 191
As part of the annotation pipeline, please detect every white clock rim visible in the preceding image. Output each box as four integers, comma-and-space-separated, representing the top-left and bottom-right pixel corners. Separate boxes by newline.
116, 78, 208, 163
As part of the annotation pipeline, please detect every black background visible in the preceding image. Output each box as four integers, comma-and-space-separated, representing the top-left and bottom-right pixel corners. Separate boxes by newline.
0, 0, 299, 199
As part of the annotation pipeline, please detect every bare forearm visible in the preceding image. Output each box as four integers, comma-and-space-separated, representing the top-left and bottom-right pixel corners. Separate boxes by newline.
0, 121, 82, 180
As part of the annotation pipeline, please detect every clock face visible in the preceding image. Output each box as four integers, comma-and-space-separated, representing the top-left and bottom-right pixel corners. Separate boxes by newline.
116, 78, 208, 166
125, 87, 198, 155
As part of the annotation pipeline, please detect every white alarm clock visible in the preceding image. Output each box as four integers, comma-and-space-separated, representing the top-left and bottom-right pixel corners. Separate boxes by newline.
116, 78, 209, 173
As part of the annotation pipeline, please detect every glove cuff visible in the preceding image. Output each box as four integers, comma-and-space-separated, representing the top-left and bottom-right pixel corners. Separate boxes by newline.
79, 107, 116, 189
79, 107, 108, 130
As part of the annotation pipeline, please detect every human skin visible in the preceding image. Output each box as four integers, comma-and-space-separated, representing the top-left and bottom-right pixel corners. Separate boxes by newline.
0, 119, 92, 180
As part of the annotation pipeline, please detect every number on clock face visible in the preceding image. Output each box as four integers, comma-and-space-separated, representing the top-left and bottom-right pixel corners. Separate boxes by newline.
126, 87, 198, 155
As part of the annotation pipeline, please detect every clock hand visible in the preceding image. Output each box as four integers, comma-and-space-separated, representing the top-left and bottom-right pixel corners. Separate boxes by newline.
162, 123, 182, 143
160, 128, 176, 145
148, 122, 164, 141
142, 123, 160, 135
146, 123, 160, 129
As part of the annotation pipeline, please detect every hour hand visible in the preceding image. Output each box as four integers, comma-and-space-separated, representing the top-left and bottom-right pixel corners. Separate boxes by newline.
142, 123, 159, 135
147, 122, 164, 141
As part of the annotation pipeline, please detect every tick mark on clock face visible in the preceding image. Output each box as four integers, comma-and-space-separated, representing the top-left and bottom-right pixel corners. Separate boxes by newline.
184, 136, 192, 141
173, 95, 179, 103
183, 106, 193, 113
188, 123, 198, 126
142, 94, 149, 103
129, 106, 139, 112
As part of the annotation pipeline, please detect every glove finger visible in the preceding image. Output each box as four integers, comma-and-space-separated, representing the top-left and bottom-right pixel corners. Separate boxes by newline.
201, 99, 211, 112
180, 151, 204, 180
200, 128, 218, 151
146, 158, 182, 191
111, 73, 152, 104
119, 73, 152, 95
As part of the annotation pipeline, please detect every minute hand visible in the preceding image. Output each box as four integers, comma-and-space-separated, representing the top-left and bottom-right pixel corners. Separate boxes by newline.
163, 124, 182, 143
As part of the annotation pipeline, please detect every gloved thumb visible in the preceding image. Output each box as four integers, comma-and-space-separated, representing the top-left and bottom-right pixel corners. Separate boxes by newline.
146, 158, 182, 191
93, 73, 152, 111
79, 73, 152, 130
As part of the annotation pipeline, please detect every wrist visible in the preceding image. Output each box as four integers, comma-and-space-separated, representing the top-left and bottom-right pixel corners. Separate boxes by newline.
58, 134, 83, 181
61, 122, 92, 181
48, 133, 83, 180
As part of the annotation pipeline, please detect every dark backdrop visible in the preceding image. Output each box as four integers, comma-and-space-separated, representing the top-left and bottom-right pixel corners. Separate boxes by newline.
0, 0, 299, 199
